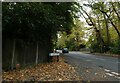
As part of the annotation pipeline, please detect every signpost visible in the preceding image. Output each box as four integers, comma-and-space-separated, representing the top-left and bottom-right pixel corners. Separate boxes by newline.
49, 53, 60, 62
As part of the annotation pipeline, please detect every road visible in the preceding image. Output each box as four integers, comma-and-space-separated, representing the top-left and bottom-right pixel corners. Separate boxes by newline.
59, 51, 120, 81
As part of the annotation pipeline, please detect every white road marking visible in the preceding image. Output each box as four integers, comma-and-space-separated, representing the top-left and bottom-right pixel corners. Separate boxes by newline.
104, 68, 120, 79
114, 75, 120, 80
117, 77, 120, 79
106, 73, 114, 76
111, 72, 120, 76
104, 69, 110, 72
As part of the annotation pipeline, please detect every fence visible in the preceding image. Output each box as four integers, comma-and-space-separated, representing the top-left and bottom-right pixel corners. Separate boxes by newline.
2, 38, 49, 71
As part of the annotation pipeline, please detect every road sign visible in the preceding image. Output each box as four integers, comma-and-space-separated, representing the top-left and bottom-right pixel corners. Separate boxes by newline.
49, 53, 60, 56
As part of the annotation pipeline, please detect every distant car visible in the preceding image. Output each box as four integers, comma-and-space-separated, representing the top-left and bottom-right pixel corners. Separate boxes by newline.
62, 48, 69, 53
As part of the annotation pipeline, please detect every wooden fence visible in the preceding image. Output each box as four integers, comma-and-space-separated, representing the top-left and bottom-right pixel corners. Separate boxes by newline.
2, 38, 49, 71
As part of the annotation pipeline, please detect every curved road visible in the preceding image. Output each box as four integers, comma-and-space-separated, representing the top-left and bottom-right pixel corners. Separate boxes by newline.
61, 51, 120, 81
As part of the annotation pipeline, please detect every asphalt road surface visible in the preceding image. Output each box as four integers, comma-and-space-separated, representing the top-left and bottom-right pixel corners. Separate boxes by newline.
59, 51, 120, 81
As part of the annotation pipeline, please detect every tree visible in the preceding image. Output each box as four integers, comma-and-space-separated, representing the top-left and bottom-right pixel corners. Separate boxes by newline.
2, 2, 80, 69
56, 19, 85, 51
91, 2, 120, 38
79, 5, 105, 52
82, 2, 120, 54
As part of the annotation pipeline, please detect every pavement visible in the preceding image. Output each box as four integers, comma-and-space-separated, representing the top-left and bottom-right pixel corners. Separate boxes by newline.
57, 50, 120, 81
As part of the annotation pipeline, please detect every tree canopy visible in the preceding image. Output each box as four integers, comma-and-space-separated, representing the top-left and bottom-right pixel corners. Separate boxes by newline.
79, 1, 120, 54
2, 2, 79, 52
56, 1, 120, 54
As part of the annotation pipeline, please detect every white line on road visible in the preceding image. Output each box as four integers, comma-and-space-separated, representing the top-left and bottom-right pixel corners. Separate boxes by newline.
104, 69, 110, 72
104, 69, 120, 80
104, 69, 120, 76
106, 73, 114, 76
111, 72, 120, 76
117, 77, 120, 79
114, 75, 120, 80
106, 73, 120, 79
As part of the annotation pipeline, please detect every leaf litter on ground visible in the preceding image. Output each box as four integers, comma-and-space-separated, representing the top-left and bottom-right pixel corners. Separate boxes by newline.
3, 56, 81, 82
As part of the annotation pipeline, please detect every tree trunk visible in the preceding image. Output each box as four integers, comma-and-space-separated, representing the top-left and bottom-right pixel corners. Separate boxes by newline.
99, 9, 120, 38
96, 15, 105, 52
103, 14, 110, 48
80, 8, 105, 52
106, 13, 120, 38
111, 2, 120, 20
35, 41, 39, 65
23, 43, 26, 66
11, 39, 16, 70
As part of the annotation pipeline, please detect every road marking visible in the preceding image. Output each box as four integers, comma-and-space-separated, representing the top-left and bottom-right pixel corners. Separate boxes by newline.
104, 69, 110, 72
114, 75, 120, 80
106, 72, 120, 79
104, 68, 120, 80
111, 72, 120, 76
117, 77, 120, 79
106, 73, 114, 76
